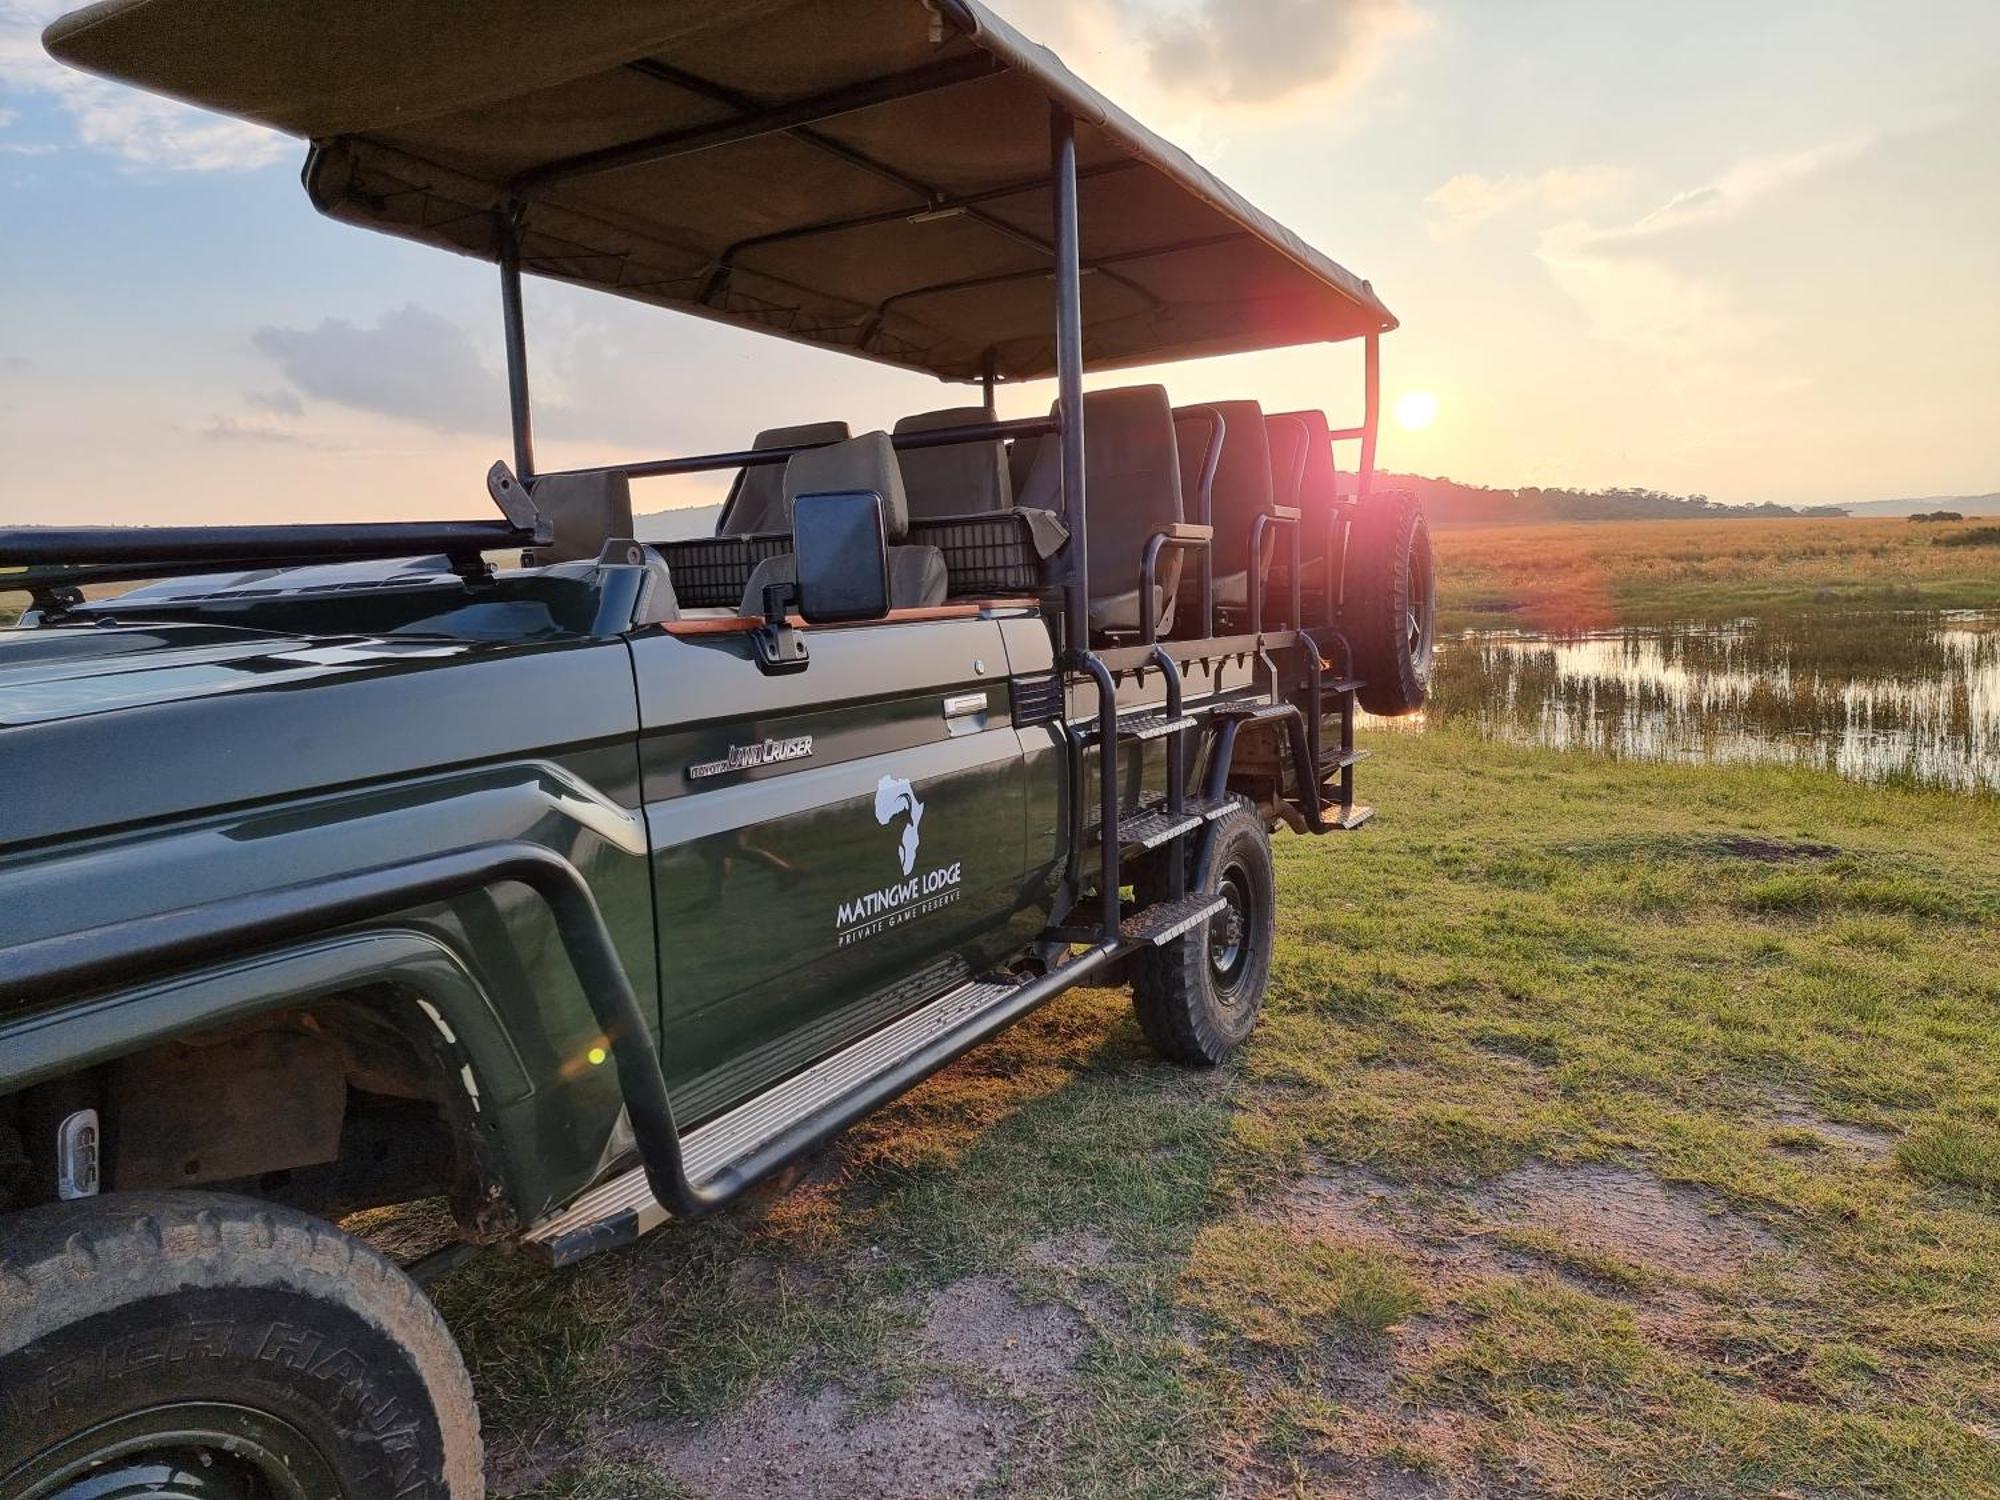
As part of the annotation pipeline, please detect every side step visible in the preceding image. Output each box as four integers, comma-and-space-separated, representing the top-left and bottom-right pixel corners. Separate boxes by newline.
1084, 791, 1239, 858
1086, 710, 1198, 742
1318, 803, 1375, 830
524, 973, 1029, 1266
1098, 804, 1201, 850
1213, 700, 1298, 727
1120, 892, 1227, 947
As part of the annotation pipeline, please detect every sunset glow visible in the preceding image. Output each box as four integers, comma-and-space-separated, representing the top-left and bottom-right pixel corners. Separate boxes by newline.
1394, 391, 1439, 431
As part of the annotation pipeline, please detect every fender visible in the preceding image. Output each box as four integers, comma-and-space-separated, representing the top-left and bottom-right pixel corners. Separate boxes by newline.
0, 927, 530, 1104
0, 928, 542, 1223
0, 759, 658, 1226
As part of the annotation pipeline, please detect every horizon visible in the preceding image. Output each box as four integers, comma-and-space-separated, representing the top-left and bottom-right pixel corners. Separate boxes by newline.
3, 0, 1997, 526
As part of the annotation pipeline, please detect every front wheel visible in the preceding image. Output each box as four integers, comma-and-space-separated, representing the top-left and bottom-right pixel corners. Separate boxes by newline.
1131, 799, 1276, 1067
0, 1193, 482, 1500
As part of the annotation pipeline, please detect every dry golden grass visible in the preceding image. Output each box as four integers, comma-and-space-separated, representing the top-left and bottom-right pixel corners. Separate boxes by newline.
1434, 517, 2000, 631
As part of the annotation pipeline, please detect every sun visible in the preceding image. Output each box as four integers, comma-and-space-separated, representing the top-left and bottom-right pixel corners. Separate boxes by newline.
1393, 390, 1439, 431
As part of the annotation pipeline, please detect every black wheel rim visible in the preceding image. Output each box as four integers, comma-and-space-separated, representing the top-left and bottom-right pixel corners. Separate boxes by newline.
1207, 860, 1255, 1002
1406, 535, 1434, 664
9, 1403, 338, 1500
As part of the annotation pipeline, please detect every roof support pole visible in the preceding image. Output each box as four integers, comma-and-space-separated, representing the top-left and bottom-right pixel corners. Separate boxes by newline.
1050, 103, 1088, 663
1359, 332, 1380, 500
499, 209, 536, 481
980, 351, 998, 414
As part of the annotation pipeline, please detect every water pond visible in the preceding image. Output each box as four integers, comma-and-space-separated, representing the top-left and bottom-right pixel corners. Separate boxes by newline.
1396, 609, 1999, 793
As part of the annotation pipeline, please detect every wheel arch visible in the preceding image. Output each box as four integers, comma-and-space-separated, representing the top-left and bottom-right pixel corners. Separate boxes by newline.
0, 928, 541, 1232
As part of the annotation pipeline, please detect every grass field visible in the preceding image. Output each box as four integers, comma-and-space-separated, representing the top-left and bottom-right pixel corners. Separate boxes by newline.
1434, 517, 2000, 632
426, 728, 2000, 1500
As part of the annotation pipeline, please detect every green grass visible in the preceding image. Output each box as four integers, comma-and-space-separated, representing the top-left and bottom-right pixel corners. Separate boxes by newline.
427, 728, 2000, 1498
1434, 517, 2000, 630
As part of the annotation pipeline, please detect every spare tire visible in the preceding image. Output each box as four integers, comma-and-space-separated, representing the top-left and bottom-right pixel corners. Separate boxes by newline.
1339, 489, 1435, 716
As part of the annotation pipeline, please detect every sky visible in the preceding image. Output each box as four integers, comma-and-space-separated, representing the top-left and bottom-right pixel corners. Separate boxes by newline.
3, 0, 1997, 527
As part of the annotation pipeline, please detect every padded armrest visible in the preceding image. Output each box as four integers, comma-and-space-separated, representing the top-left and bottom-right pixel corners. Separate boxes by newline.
1266, 505, 1303, 522
1163, 522, 1214, 542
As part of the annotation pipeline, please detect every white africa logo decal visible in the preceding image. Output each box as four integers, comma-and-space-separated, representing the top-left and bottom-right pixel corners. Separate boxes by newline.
874, 774, 924, 876
834, 773, 963, 946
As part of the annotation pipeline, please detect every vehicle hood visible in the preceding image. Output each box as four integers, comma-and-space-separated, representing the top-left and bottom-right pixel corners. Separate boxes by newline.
0, 623, 641, 851
0, 623, 479, 729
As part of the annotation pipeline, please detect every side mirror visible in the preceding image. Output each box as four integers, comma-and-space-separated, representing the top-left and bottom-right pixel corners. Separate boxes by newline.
791, 490, 891, 624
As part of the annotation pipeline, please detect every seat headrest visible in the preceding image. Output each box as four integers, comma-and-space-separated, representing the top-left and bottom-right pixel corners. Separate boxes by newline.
720, 420, 850, 535
784, 430, 911, 540
527, 470, 633, 564
893, 406, 1011, 518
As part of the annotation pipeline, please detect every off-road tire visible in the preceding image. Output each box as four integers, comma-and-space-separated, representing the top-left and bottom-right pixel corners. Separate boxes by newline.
1131, 799, 1276, 1066
0, 1192, 482, 1500
1341, 489, 1435, 716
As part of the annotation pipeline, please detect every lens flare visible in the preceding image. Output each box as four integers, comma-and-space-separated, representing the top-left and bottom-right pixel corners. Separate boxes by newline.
1394, 391, 1438, 431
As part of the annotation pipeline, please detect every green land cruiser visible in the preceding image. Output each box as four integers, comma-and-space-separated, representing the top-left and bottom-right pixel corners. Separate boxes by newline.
0, 2, 1435, 1495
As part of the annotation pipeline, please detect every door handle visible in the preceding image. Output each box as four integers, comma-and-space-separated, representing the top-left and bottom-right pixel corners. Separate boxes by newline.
942, 691, 988, 719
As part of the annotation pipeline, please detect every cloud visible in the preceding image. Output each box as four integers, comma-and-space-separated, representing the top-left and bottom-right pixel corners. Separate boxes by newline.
0, 0, 287, 171
200, 417, 317, 448
1426, 166, 1624, 241
1140, 0, 1426, 107
1531, 135, 1875, 366
1535, 220, 1727, 361
245, 387, 305, 418
1602, 134, 1874, 244
250, 305, 507, 436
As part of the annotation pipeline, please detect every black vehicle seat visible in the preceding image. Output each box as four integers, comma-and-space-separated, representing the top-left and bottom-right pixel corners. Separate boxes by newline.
1187, 399, 1275, 610
718, 420, 850, 535
737, 431, 947, 614
1013, 384, 1186, 635
1267, 413, 1311, 511
525, 469, 633, 564
894, 406, 1011, 519
1271, 408, 1342, 586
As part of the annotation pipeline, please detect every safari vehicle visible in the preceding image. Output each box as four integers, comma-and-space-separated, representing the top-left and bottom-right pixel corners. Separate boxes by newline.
0, 2, 1434, 1495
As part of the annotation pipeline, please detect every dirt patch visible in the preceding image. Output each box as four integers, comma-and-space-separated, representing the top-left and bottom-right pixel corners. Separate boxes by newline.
1276, 1167, 1532, 1288
1763, 1090, 1898, 1158
1712, 835, 1841, 863
917, 1275, 1089, 1392
1020, 1230, 1117, 1272
1471, 1163, 1774, 1281
725, 1253, 835, 1300
641, 1381, 1025, 1500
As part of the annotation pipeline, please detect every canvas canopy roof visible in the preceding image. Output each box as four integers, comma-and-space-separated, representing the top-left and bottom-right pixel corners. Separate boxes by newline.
44, 0, 1396, 383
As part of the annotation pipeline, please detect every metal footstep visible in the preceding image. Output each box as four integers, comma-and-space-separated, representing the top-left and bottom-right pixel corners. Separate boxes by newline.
1094, 804, 1204, 851
1119, 892, 1227, 948
1092, 710, 1197, 742
524, 973, 1029, 1266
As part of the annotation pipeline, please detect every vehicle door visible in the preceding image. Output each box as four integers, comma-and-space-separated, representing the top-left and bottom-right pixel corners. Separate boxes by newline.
627, 609, 1034, 1127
